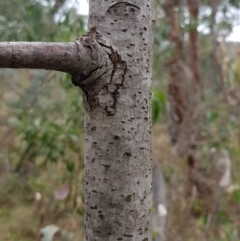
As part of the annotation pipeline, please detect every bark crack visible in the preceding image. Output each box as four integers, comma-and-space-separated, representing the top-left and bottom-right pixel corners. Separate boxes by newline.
107, 2, 140, 18
71, 27, 127, 116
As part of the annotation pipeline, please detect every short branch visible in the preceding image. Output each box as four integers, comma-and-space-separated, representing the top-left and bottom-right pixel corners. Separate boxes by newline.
0, 28, 108, 85
0, 42, 79, 73
0, 28, 126, 115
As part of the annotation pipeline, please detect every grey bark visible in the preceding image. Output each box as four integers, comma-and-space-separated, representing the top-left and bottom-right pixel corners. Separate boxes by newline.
0, 0, 155, 240
83, 1, 155, 240
0, 41, 100, 78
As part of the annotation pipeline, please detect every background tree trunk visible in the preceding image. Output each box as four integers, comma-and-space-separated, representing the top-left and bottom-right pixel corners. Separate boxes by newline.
152, 154, 167, 241
186, 0, 201, 87
162, 0, 189, 154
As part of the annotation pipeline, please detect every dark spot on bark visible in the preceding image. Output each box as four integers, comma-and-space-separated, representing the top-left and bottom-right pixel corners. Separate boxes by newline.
99, 214, 104, 219
104, 178, 108, 183
125, 195, 132, 202
103, 164, 111, 169
103, 164, 111, 174
123, 234, 133, 238
114, 135, 120, 140
91, 126, 96, 131
124, 152, 131, 157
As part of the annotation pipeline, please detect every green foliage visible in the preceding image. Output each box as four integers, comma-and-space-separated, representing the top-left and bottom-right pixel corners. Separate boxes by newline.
232, 54, 240, 86
229, 0, 240, 8
3, 72, 83, 171
0, 0, 85, 41
231, 190, 240, 203
190, 197, 204, 218
152, 89, 166, 123
0, 1, 86, 239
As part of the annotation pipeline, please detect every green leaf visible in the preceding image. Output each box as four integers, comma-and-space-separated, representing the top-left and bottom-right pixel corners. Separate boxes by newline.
231, 190, 240, 203
66, 162, 75, 172
218, 210, 230, 225
206, 110, 219, 124
151, 90, 166, 123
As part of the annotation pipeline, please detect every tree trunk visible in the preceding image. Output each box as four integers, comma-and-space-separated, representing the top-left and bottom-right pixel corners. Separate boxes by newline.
162, 0, 190, 154
162, 0, 202, 199
186, 0, 200, 87
83, 1, 155, 240
0, 0, 155, 240
208, 0, 222, 93
152, 154, 167, 241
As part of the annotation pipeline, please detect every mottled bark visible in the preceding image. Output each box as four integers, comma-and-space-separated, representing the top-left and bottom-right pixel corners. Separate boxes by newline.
83, 1, 155, 240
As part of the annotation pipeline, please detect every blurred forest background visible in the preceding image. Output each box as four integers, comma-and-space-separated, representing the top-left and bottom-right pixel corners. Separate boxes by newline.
0, 0, 240, 240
